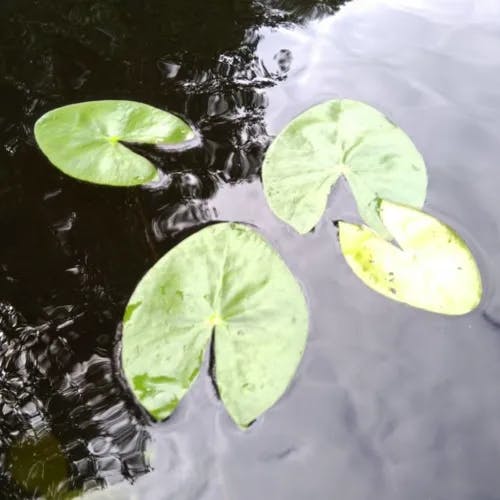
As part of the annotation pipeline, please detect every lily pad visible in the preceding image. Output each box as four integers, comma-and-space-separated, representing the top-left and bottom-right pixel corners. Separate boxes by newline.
121, 222, 308, 428
34, 100, 195, 186
338, 201, 482, 315
262, 99, 427, 236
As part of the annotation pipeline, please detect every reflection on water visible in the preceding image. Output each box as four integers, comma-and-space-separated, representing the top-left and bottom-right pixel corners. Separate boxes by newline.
0, 302, 150, 497
2, 0, 500, 499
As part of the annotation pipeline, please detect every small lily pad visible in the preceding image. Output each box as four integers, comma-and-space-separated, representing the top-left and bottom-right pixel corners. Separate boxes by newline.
262, 99, 427, 236
34, 100, 195, 186
122, 222, 308, 428
338, 201, 482, 315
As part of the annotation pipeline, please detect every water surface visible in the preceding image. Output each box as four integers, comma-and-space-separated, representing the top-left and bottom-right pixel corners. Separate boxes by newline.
1, 1, 500, 499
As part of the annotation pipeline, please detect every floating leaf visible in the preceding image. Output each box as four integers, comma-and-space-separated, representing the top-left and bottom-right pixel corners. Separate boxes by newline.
338, 201, 482, 315
34, 100, 195, 186
122, 222, 308, 428
262, 99, 427, 236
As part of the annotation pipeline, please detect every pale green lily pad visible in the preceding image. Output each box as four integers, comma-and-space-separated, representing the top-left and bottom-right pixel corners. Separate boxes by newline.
34, 100, 195, 186
338, 201, 482, 315
121, 222, 308, 428
262, 99, 427, 236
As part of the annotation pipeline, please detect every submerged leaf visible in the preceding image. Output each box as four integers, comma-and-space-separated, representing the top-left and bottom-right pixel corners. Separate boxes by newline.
6, 433, 71, 499
122, 223, 308, 428
34, 100, 195, 186
262, 99, 427, 236
338, 201, 482, 315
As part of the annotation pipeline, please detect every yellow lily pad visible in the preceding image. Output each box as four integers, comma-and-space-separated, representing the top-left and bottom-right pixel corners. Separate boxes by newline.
338, 201, 482, 315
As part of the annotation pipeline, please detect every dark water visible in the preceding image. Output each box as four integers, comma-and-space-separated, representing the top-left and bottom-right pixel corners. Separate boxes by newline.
1, 0, 500, 498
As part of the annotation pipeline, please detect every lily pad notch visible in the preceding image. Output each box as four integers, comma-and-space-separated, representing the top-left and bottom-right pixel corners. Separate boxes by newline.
34, 100, 196, 186
121, 223, 308, 428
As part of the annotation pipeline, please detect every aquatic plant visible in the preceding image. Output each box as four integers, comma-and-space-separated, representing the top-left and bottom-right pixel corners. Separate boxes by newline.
33, 98, 482, 428
262, 99, 427, 237
34, 100, 194, 186
262, 98, 482, 314
338, 201, 482, 314
121, 223, 308, 428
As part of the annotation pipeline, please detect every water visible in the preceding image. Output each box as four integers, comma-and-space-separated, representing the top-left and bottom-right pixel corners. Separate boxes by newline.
1, 0, 500, 498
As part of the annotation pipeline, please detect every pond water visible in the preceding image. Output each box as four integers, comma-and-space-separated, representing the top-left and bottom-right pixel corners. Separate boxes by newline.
1, 0, 500, 498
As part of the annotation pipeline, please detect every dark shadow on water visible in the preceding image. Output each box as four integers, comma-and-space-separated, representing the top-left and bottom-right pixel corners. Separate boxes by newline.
0, 0, 350, 497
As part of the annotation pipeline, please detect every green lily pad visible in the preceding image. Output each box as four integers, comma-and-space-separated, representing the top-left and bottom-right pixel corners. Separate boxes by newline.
34, 100, 195, 186
262, 99, 427, 236
121, 222, 308, 428
338, 201, 482, 315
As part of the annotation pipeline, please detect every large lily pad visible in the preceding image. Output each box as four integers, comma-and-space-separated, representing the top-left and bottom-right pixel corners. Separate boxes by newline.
262, 99, 427, 236
121, 222, 308, 428
338, 201, 482, 315
34, 100, 195, 186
